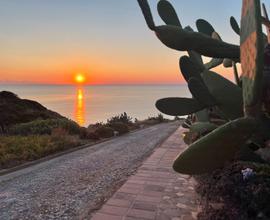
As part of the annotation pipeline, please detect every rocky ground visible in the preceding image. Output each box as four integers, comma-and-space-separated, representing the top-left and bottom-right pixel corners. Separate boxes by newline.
0, 122, 180, 220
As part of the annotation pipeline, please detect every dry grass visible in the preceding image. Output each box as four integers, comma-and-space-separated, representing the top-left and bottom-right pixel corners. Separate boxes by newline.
0, 134, 83, 169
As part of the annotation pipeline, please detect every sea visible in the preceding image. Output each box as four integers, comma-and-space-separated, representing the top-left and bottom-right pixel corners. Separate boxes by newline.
0, 85, 190, 127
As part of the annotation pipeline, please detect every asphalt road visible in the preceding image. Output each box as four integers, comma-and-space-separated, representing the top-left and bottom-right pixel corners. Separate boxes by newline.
0, 122, 180, 220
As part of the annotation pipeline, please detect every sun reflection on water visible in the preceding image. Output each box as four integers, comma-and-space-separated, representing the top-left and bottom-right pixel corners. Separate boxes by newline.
75, 87, 85, 126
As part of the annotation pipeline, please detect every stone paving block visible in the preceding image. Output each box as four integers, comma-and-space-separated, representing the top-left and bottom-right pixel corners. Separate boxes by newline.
131, 201, 157, 212
119, 187, 142, 194
92, 213, 123, 220
124, 217, 145, 220
136, 195, 162, 203
113, 192, 137, 201
99, 205, 128, 216
127, 209, 156, 220
107, 198, 132, 207
128, 180, 146, 185
143, 184, 165, 192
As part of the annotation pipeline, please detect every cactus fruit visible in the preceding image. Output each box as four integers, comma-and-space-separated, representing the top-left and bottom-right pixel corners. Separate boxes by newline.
155, 97, 205, 116
183, 131, 195, 145
223, 58, 233, 67
173, 117, 257, 174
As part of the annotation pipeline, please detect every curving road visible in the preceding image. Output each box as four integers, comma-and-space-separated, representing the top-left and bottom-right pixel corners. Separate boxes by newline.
0, 122, 180, 220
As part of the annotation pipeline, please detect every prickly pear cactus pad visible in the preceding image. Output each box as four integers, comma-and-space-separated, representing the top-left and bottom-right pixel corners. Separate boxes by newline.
173, 117, 257, 174
240, 0, 264, 113
155, 97, 205, 116
157, 0, 181, 27
230, 16, 240, 35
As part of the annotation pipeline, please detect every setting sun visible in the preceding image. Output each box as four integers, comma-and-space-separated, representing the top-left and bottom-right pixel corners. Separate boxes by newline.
75, 73, 86, 84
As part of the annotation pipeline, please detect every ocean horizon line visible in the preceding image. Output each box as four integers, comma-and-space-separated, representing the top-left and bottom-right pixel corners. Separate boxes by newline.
0, 83, 186, 87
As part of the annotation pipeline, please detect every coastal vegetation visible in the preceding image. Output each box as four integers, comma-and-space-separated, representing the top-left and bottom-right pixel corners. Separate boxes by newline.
0, 91, 174, 170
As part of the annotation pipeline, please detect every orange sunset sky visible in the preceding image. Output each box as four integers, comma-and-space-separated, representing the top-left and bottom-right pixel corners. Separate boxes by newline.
0, 0, 256, 85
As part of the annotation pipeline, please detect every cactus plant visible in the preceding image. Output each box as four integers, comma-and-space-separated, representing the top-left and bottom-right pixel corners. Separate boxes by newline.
138, 0, 269, 175
180, 54, 243, 120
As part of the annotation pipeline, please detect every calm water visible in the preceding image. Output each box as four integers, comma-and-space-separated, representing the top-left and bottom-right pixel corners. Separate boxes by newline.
0, 85, 190, 126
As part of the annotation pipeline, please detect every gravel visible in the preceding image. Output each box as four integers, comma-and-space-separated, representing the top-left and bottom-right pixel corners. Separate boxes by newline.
0, 122, 180, 220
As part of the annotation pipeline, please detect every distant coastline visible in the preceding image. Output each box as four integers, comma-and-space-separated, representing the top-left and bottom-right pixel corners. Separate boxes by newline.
0, 83, 186, 86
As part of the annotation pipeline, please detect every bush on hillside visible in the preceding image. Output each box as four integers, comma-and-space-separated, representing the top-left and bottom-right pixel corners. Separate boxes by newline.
157, 113, 165, 122
109, 122, 129, 135
148, 113, 166, 123
107, 112, 133, 125
79, 127, 100, 140
9, 119, 81, 136
95, 126, 114, 138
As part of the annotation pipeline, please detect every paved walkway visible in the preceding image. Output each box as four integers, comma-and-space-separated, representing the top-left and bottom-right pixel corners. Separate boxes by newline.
0, 123, 180, 220
91, 128, 199, 220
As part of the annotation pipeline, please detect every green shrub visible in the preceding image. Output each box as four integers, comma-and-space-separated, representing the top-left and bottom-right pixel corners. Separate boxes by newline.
107, 112, 133, 125
9, 119, 81, 136
142, 119, 159, 125
79, 127, 100, 140
95, 126, 114, 138
86, 131, 100, 140
109, 122, 129, 135
157, 113, 165, 122
79, 127, 87, 139
148, 113, 166, 122
88, 122, 104, 131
